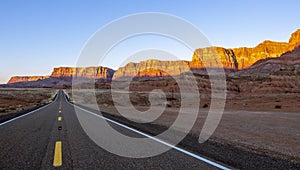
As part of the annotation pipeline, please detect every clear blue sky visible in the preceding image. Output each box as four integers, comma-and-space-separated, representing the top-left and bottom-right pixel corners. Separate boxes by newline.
1, 0, 299, 83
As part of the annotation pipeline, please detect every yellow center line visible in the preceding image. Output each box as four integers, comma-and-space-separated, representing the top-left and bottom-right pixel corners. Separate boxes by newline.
53, 141, 62, 167
58, 117, 62, 121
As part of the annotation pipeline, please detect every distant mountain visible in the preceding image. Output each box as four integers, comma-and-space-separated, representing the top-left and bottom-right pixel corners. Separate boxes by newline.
115, 29, 300, 78
1, 77, 112, 88
50, 66, 115, 79
2, 29, 299, 88
2, 77, 73, 88
8, 76, 50, 84
2, 66, 115, 88
5, 66, 114, 83
113, 60, 190, 79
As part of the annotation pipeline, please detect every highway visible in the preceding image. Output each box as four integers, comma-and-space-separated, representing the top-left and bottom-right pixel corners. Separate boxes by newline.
0, 90, 229, 169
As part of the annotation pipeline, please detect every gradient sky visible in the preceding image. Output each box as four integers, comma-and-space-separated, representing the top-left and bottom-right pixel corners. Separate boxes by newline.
1, 0, 300, 83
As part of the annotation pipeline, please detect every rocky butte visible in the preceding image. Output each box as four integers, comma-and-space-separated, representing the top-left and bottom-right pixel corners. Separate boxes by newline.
6, 66, 115, 84
7, 76, 50, 84
51, 66, 115, 79
5, 29, 300, 84
191, 29, 300, 70
238, 45, 300, 75
113, 60, 190, 79
114, 29, 300, 78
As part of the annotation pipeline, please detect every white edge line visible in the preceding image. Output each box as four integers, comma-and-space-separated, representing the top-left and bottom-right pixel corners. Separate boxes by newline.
0, 91, 59, 126
65, 94, 230, 170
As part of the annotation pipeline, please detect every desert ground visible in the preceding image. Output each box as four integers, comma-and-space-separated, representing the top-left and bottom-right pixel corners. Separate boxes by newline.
0, 88, 57, 122
66, 80, 300, 166
1, 74, 299, 167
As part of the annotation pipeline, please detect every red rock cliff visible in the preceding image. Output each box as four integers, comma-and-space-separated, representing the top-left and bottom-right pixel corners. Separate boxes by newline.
192, 29, 300, 70
115, 29, 300, 78
51, 66, 115, 79
7, 76, 50, 84
288, 29, 300, 50
113, 60, 190, 79
6, 29, 300, 83
190, 47, 238, 69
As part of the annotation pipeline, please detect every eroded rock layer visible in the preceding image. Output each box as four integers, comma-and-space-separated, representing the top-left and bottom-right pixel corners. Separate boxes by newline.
113, 60, 190, 79
51, 66, 115, 79
192, 29, 300, 70
7, 76, 50, 84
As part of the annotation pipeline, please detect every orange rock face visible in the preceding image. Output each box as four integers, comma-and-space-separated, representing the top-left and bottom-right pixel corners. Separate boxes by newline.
190, 47, 238, 69
233, 40, 289, 69
115, 29, 300, 78
7, 76, 50, 84
113, 60, 190, 79
51, 66, 115, 79
192, 29, 300, 70
240, 45, 300, 75
288, 29, 300, 50
6, 67, 115, 84
6, 29, 300, 84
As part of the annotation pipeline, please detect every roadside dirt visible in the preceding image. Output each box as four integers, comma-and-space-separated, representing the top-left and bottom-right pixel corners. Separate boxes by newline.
67, 89, 300, 169
0, 88, 56, 122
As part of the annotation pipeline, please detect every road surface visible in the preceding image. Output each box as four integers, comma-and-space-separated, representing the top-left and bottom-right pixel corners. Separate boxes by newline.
0, 91, 229, 169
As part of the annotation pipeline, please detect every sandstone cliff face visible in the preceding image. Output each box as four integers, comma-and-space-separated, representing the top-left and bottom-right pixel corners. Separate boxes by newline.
113, 60, 190, 79
51, 66, 115, 79
190, 47, 238, 69
235, 45, 300, 75
7, 76, 50, 84
233, 41, 289, 69
192, 29, 300, 70
117, 30, 300, 78
6, 66, 116, 85
192, 41, 289, 70
113, 29, 300, 78
288, 29, 300, 50
6, 29, 300, 84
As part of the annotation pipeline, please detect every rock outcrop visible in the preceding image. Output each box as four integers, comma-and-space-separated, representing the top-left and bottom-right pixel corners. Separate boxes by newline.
190, 47, 238, 69
51, 66, 115, 79
192, 29, 300, 70
236, 45, 300, 75
7, 76, 50, 84
5, 29, 300, 85
114, 29, 300, 78
6, 66, 115, 85
113, 60, 190, 79
288, 29, 300, 50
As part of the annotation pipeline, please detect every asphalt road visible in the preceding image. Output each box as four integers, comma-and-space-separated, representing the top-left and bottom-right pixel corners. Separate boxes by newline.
0, 91, 229, 170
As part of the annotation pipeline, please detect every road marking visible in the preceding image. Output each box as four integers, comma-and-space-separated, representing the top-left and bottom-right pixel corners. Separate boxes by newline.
58, 117, 62, 121
59, 110, 61, 113
58, 126, 62, 131
66, 95, 230, 170
53, 141, 62, 167
0, 93, 59, 126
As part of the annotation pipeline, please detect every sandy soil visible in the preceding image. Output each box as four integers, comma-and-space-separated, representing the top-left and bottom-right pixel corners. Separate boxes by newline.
0, 88, 56, 117
67, 89, 300, 164
98, 106, 300, 162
